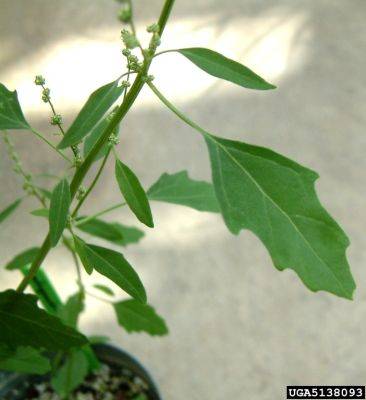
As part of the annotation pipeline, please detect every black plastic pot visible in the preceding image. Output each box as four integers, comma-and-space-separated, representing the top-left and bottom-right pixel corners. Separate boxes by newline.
0, 343, 162, 399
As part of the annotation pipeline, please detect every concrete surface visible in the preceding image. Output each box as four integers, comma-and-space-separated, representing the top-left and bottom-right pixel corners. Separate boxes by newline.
1, 1, 366, 399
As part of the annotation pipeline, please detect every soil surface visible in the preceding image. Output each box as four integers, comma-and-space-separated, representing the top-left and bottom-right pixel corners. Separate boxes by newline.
7, 364, 150, 400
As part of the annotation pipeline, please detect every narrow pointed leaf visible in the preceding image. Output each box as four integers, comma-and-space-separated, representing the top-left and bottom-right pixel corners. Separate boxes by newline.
93, 284, 115, 297
0, 84, 30, 129
83, 114, 121, 162
114, 299, 168, 336
20, 267, 62, 314
51, 350, 88, 398
58, 292, 84, 329
30, 208, 49, 218
76, 217, 124, 242
204, 133, 355, 299
111, 223, 145, 247
76, 218, 144, 247
115, 159, 154, 227
0, 346, 51, 375
58, 80, 123, 149
5, 247, 40, 270
0, 290, 87, 350
0, 198, 22, 224
177, 48, 276, 90
49, 179, 71, 247
82, 243, 146, 303
147, 170, 220, 212
73, 235, 93, 275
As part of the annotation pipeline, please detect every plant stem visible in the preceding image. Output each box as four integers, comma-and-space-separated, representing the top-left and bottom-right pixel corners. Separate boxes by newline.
30, 128, 72, 163
41, 83, 80, 159
72, 148, 111, 217
148, 81, 208, 137
75, 201, 126, 226
16, 0, 176, 294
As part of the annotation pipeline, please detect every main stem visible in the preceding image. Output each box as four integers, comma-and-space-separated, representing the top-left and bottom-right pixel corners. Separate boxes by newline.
16, 0, 176, 293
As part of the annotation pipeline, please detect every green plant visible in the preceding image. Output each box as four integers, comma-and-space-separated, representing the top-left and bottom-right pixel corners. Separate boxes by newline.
0, 0, 355, 398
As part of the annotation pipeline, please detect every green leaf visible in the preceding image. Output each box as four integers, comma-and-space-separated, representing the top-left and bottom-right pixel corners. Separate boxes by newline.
5, 247, 40, 270
83, 114, 121, 162
76, 217, 124, 242
0, 290, 87, 351
115, 158, 154, 228
58, 292, 84, 329
177, 48, 276, 90
30, 208, 49, 218
82, 243, 146, 303
51, 350, 88, 398
0, 84, 30, 129
204, 134, 355, 299
114, 299, 168, 336
0, 346, 51, 375
58, 80, 123, 149
73, 235, 93, 275
111, 223, 145, 247
147, 170, 220, 212
20, 267, 62, 314
0, 198, 22, 224
93, 284, 115, 297
49, 179, 71, 247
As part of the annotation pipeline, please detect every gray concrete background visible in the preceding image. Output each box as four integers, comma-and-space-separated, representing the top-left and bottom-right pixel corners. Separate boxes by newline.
1, 1, 366, 399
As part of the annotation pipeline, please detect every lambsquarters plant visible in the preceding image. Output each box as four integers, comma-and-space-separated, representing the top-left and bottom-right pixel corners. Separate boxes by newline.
0, 0, 356, 398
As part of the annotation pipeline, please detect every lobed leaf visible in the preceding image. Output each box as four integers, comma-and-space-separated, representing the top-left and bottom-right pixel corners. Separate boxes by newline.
0, 84, 30, 129
177, 48, 276, 90
58, 80, 123, 149
0, 346, 51, 375
114, 299, 168, 336
81, 243, 146, 303
204, 133, 355, 299
0, 198, 22, 224
0, 290, 87, 351
147, 170, 220, 212
49, 179, 71, 247
115, 158, 154, 228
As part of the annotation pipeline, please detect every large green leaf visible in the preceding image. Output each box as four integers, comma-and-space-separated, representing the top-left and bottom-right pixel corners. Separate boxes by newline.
177, 48, 276, 90
115, 158, 154, 228
0, 198, 22, 224
0, 346, 51, 375
0, 84, 30, 129
147, 170, 220, 212
204, 134, 355, 299
51, 350, 88, 398
58, 80, 123, 149
49, 179, 71, 247
114, 299, 168, 336
0, 290, 87, 350
5, 247, 40, 270
58, 292, 84, 329
76, 217, 124, 242
82, 243, 146, 303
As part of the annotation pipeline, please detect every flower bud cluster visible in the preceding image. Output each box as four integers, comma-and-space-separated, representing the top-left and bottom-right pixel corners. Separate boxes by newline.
121, 29, 139, 49
50, 114, 62, 126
